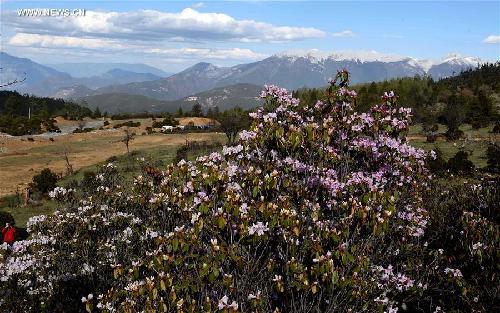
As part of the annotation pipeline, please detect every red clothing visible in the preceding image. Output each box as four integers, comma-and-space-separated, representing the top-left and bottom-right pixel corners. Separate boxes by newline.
2, 226, 16, 244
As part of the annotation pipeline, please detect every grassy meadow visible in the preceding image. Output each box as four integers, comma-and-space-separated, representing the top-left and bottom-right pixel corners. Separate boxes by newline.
408, 123, 499, 168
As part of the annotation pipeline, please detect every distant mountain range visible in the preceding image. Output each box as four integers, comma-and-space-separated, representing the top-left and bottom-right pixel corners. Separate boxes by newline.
46, 62, 172, 78
64, 52, 484, 102
0, 52, 166, 96
1, 52, 73, 96
80, 83, 262, 114
0, 50, 488, 113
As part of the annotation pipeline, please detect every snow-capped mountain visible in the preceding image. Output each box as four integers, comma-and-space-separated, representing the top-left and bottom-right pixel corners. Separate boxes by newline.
2, 51, 487, 101
427, 54, 482, 79
89, 51, 484, 101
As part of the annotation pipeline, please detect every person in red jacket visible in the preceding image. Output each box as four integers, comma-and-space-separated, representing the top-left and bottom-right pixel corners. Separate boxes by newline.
2, 222, 16, 245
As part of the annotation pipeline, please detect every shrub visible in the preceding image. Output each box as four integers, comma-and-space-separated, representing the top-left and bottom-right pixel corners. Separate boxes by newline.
80, 171, 97, 192
106, 156, 118, 163
0, 212, 15, 227
445, 128, 464, 140
492, 121, 500, 133
73, 127, 94, 133
447, 150, 475, 174
173, 145, 188, 163
113, 121, 141, 128
426, 134, 437, 142
31, 168, 58, 194
426, 148, 447, 175
423, 177, 499, 310
486, 142, 500, 172
0, 71, 493, 313
152, 115, 178, 128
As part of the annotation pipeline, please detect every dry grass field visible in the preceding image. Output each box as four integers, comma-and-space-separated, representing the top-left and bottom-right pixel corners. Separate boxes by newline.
0, 117, 224, 197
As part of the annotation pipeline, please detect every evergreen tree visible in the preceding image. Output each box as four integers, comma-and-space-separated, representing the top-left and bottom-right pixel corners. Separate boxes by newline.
191, 103, 203, 117
93, 107, 102, 118
206, 107, 214, 118
176, 107, 184, 117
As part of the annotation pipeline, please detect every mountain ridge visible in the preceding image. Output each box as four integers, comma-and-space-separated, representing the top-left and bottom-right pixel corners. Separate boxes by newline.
2, 51, 489, 103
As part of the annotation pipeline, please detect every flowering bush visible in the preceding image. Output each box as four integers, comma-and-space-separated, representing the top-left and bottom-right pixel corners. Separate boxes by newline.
422, 176, 499, 311
1, 71, 494, 312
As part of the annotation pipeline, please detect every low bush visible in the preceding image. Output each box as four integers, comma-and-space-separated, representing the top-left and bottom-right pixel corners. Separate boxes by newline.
73, 127, 94, 133
31, 168, 58, 194
486, 142, 500, 172
447, 150, 475, 174
113, 121, 141, 128
0, 212, 15, 227
152, 115, 179, 128
445, 128, 464, 140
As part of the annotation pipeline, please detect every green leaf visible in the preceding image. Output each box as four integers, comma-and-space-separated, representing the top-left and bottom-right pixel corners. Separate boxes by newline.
217, 217, 226, 229
332, 270, 339, 285
252, 186, 260, 197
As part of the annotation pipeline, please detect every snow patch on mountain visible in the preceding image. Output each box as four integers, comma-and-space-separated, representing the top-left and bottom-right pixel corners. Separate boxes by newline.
275, 50, 484, 73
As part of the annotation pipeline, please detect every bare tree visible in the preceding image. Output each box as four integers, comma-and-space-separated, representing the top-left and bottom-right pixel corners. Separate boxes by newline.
62, 147, 74, 175
121, 128, 136, 155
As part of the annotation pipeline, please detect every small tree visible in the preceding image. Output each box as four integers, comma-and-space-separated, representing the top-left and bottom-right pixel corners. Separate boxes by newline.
486, 142, 500, 172
217, 107, 250, 144
442, 94, 465, 140
447, 150, 475, 174
190, 103, 203, 117
176, 107, 184, 117
426, 148, 447, 175
32, 168, 58, 194
93, 107, 102, 119
121, 128, 135, 155
206, 107, 214, 118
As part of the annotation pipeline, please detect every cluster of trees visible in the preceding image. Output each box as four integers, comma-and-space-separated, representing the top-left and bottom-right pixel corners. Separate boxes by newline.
0, 91, 92, 135
151, 114, 179, 128
293, 63, 500, 138
174, 102, 207, 118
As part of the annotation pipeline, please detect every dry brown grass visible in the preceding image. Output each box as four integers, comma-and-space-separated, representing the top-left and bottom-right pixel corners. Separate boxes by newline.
177, 117, 220, 126
0, 129, 223, 197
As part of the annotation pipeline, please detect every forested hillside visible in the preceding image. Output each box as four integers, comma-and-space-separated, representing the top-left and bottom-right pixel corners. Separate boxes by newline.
293, 62, 500, 130
0, 91, 92, 135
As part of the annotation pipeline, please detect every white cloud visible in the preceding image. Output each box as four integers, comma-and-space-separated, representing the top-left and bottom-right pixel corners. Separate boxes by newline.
4, 8, 325, 43
8, 33, 123, 50
191, 2, 205, 9
8, 33, 266, 61
145, 47, 266, 60
332, 30, 354, 37
483, 35, 500, 44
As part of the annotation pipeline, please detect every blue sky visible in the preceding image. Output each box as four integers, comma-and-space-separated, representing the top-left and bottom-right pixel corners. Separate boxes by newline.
1, 1, 499, 71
